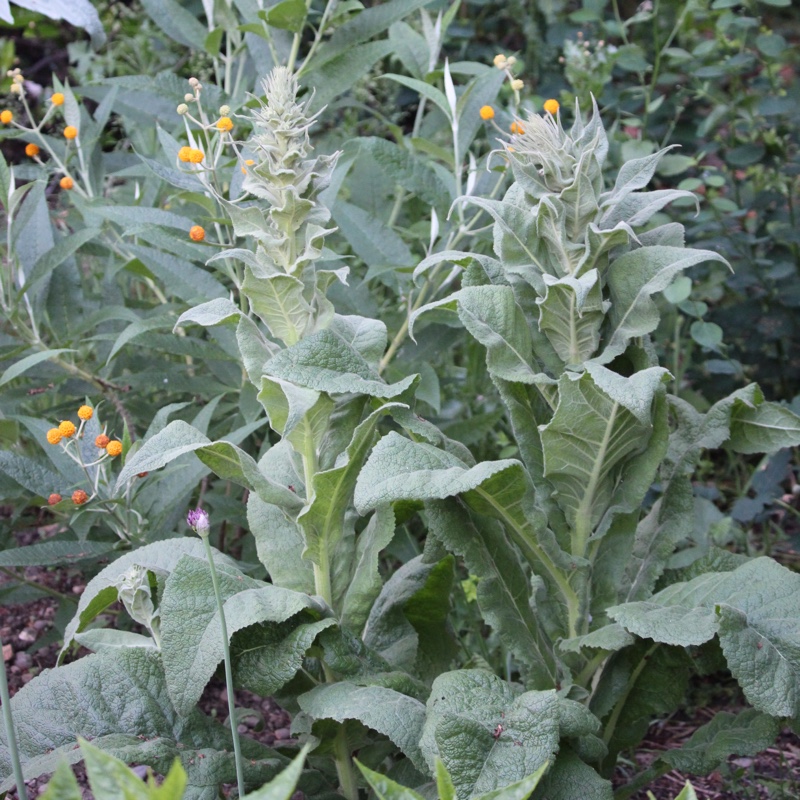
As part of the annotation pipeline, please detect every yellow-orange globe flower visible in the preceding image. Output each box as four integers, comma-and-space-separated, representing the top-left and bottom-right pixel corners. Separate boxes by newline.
58, 420, 76, 438
543, 98, 560, 115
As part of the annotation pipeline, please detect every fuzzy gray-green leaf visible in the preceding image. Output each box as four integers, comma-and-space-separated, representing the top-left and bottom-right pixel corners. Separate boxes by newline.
299, 682, 427, 770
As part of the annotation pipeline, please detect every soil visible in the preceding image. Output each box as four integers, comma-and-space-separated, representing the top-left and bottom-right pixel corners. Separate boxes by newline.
1, 524, 799, 799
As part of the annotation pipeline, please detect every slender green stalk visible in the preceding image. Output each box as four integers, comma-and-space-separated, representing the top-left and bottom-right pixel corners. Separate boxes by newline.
0, 634, 28, 800
202, 537, 246, 798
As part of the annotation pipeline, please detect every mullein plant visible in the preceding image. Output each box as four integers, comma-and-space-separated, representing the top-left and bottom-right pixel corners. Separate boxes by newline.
352, 101, 800, 796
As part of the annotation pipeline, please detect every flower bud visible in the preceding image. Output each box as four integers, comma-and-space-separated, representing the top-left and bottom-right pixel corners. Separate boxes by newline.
177, 103, 189, 115
187, 508, 210, 537
219, 105, 230, 116
184, 93, 195, 102
511, 79, 524, 91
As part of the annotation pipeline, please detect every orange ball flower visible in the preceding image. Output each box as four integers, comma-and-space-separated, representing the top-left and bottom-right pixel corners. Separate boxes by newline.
46, 428, 63, 445
59, 176, 74, 190
51, 92, 65, 106
216, 116, 234, 132
48, 493, 62, 505
77, 405, 93, 421
95, 434, 110, 448
106, 440, 123, 457
510, 121, 524, 135
25, 143, 40, 157
479, 105, 495, 121
58, 420, 76, 438
188, 148, 204, 163
543, 98, 560, 115
189, 225, 205, 242
63, 125, 78, 140
72, 489, 89, 505
178, 146, 193, 163
0, 110, 12, 124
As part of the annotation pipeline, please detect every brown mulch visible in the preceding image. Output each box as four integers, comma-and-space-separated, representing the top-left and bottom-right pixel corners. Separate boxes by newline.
2, 525, 799, 798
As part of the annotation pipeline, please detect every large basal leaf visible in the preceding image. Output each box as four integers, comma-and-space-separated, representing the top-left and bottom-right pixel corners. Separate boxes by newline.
115, 420, 302, 512
265, 329, 417, 398
160, 554, 330, 714
427, 499, 558, 689
363, 555, 455, 675
61, 538, 238, 655
0, 648, 288, 796
532, 748, 612, 800
539, 363, 669, 548
608, 557, 800, 718
419, 670, 562, 799
79, 738, 187, 800
355, 759, 549, 800
355, 432, 575, 632
298, 682, 427, 770
590, 642, 690, 763
598, 246, 729, 364
658, 710, 780, 775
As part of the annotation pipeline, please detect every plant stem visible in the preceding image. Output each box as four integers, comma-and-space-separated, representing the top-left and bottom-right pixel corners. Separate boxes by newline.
303, 444, 359, 800
0, 633, 28, 800
202, 536, 246, 799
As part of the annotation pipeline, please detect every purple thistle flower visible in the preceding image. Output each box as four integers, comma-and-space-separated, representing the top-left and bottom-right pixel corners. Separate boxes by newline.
187, 507, 210, 537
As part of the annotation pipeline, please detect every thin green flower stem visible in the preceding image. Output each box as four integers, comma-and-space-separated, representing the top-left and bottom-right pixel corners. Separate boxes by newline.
201, 536, 246, 799
0, 633, 27, 800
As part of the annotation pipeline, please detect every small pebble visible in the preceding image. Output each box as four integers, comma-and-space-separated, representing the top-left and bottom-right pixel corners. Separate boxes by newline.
274, 727, 290, 740
72, 585, 85, 595
2, 643, 12, 661
14, 652, 31, 670
18, 628, 36, 643
237, 724, 248, 734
